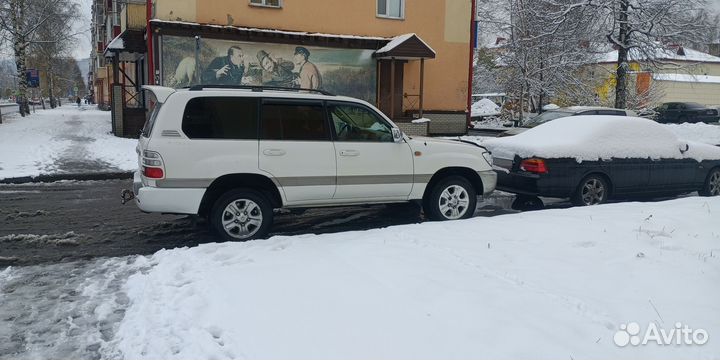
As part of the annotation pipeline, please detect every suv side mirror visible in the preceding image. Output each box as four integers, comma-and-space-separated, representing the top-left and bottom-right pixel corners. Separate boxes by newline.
392, 128, 403, 142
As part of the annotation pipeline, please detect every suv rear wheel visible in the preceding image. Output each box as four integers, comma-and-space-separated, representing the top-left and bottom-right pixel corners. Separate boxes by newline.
425, 176, 477, 221
210, 189, 273, 241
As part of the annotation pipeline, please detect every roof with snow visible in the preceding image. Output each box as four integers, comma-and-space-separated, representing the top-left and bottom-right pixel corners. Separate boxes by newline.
593, 46, 720, 64
652, 73, 720, 84
374, 33, 436, 60
150, 19, 390, 48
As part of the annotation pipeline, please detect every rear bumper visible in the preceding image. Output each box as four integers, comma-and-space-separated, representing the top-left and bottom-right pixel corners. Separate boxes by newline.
478, 170, 497, 195
133, 171, 205, 214
495, 170, 573, 198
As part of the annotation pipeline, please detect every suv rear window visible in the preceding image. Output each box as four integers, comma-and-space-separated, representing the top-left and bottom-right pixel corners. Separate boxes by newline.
182, 97, 258, 139
261, 102, 330, 141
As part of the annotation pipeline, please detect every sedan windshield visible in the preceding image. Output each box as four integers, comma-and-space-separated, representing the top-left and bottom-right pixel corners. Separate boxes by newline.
522, 110, 573, 128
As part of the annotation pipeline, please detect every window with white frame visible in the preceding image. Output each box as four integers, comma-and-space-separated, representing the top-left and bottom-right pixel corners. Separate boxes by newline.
377, 0, 404, 19
249, 0, 281, 8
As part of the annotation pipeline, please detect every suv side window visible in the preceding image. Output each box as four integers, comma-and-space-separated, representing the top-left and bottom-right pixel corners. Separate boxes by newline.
182, 97, 258, 139
261, 101, 330, 141
328, 103, 393, 142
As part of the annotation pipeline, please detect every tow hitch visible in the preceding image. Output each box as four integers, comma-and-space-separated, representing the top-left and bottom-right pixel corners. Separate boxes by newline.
120, 189, 135, 205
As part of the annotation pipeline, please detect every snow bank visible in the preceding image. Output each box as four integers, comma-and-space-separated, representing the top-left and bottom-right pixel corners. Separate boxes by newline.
111, 197, 720, 360
471, 98, 501, 117
0, 105, 137, 179
542, 103, 560, 110
484, 115, 720, 162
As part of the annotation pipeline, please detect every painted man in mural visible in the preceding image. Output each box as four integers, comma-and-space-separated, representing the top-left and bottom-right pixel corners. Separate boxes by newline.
201, 46, 246, 85
255, 50, 296, 87
293, 46, 322, 90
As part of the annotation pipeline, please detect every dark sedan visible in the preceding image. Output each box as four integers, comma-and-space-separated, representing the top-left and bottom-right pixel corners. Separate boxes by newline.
484, 116, 720, 206
655, 102, 720, 124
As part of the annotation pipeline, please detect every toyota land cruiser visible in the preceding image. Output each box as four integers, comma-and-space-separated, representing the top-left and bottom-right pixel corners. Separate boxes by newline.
130, 85, 496, 241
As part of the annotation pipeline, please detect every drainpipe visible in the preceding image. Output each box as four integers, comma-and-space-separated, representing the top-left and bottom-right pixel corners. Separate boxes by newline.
466, 0, 477, 130
146, 0, 154, 85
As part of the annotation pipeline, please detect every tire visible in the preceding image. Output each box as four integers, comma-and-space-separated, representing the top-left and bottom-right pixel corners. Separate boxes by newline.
511, 195, 545, 211
699, 168, 720, 197
572, 174, 609, 206
210, 189, 273, 241
424, 176, 477, 221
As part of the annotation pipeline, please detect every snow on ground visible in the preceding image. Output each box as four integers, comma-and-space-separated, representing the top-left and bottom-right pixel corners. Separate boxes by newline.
471, 98, 501, 118
0, 104, 137, 179
83, 197, 719, 360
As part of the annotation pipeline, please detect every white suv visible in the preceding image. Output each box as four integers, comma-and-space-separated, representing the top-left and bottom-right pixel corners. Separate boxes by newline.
130, 85, 496, 241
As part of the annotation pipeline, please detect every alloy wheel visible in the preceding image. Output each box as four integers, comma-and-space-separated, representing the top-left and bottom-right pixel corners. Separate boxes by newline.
709, 171, 720, 196
438, 185, 470, 219
581, 179, 606, 205
221, 199, 263, 240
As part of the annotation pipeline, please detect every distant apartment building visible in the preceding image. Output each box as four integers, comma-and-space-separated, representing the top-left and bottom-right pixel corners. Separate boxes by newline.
90, 0, 477, 137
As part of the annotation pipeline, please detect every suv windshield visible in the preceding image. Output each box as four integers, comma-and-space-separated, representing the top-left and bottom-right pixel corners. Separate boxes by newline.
523, 110, 572, 128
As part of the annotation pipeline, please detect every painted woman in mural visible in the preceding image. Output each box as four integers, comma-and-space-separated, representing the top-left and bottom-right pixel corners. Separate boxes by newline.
201, 46, 246, 85
293, 46, 322, 90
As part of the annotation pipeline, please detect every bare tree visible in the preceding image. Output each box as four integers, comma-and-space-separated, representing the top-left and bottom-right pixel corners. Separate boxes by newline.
26, 0, 80, 108
592, 0, 711, 108
0, 0, 73, 116
477, 0, 600, 120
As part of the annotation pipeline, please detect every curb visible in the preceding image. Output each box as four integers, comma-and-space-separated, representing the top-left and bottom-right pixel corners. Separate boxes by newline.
0, 171, 134, 185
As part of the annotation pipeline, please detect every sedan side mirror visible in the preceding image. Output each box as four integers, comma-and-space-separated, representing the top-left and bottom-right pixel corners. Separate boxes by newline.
392, 127, 403, 142
680, 143, 689, 154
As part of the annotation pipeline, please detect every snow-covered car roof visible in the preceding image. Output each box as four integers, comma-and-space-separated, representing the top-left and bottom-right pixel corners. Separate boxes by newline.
485, 115, 720, 162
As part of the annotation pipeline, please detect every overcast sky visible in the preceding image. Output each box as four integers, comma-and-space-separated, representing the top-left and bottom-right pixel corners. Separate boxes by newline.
72, 0, 93, 60
67, 0, 720, 59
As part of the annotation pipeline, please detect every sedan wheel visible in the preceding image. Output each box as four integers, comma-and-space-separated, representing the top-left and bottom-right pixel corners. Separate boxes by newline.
211, 189, 273, 241
572, 175, 609, 206
700, 168, 720, 197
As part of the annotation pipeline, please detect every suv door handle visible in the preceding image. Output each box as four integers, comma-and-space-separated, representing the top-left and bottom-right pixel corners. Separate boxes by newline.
339, 150, 360, 157
263, 149, 286, 156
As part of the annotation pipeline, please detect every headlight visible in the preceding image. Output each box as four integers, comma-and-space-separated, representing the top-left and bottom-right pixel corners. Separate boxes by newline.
482, 151, 493, 166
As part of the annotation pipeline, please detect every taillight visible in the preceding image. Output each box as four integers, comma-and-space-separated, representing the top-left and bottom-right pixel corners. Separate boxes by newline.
143, 166, 164, 179
520, 158, 548, 174
141, 150, 165, 179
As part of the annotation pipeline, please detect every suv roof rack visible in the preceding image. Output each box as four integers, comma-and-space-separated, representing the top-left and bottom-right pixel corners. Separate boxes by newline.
187, 84, 335, 96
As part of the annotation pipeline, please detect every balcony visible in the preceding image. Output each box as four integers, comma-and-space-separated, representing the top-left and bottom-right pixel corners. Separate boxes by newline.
120, 1, 147, 32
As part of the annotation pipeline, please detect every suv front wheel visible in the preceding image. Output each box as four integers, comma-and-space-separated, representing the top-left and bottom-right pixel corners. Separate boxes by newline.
211, 189, 273, 241
425, 176, 477, 221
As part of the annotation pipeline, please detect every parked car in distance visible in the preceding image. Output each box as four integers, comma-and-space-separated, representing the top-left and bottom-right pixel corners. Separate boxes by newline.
484, 115, 720, 207
129, 85, 497, 241
499, 106, 637, 137
654, 102, 720, 124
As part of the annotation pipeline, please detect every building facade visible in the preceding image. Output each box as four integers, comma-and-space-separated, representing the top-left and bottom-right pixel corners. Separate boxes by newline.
90, 0, 476, 137
592, 46, 720, 108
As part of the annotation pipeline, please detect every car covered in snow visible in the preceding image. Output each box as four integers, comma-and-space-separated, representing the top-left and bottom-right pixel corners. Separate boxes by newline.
129, 85, 497, 241
484, 115, 720, 206
498, 106, 637, 137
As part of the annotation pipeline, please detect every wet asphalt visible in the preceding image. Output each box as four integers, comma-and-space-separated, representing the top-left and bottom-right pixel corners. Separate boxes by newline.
0, 179, 539, 267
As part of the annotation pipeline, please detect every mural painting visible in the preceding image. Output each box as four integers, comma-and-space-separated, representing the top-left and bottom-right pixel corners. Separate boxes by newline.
162, 36, 377, 103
